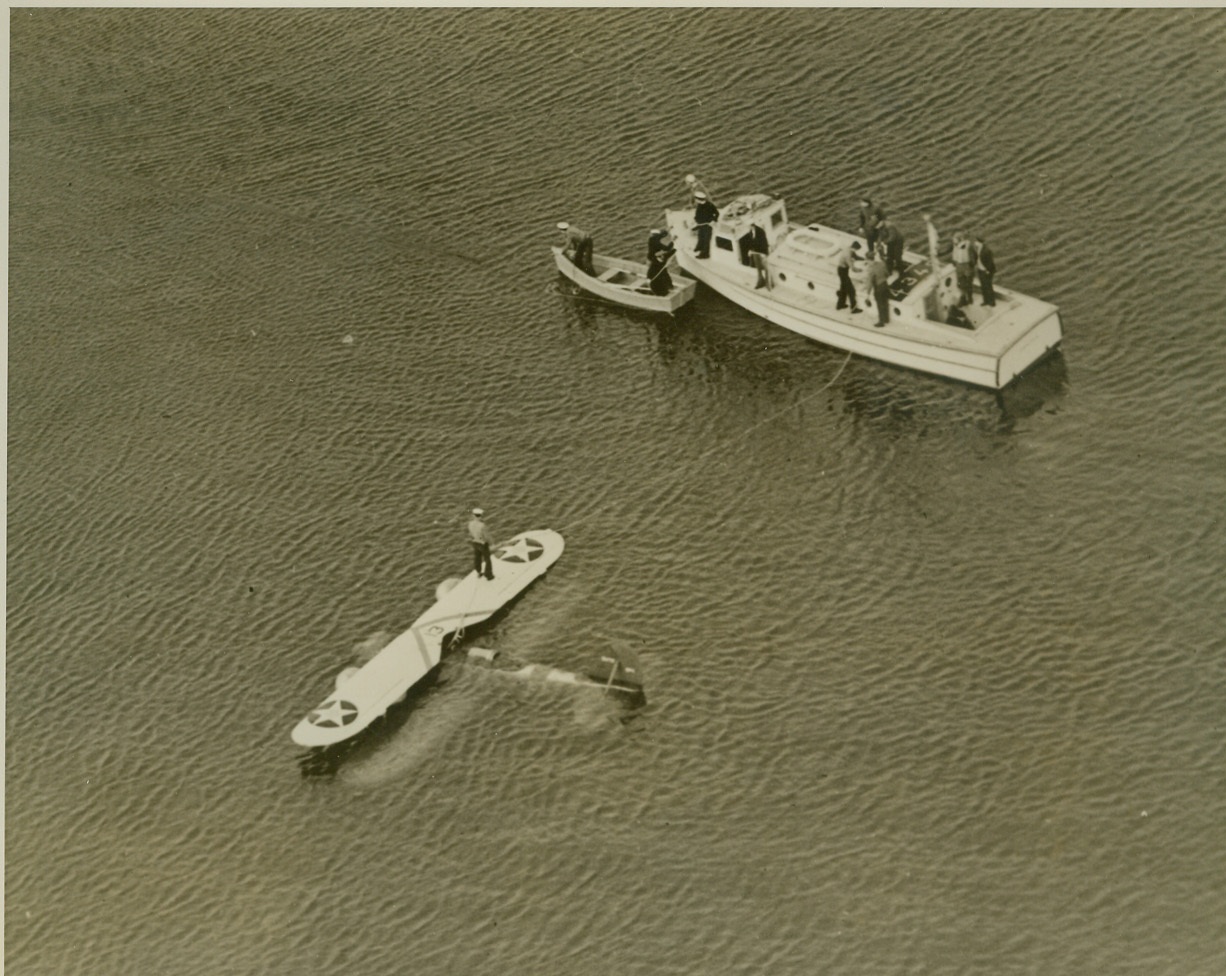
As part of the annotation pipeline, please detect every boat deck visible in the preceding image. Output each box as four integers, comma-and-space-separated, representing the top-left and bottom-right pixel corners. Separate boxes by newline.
552, 245, 696, 313
663, 200, 1061, 388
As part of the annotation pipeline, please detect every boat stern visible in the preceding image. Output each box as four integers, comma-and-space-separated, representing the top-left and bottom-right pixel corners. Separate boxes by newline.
996, 304, 1063, 386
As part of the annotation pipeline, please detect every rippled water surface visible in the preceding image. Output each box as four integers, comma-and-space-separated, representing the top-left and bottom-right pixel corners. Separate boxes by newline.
8, 8, 1226, 975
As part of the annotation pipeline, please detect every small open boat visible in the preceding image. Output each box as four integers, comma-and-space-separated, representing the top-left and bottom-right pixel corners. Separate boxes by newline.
551, 246, 696, 314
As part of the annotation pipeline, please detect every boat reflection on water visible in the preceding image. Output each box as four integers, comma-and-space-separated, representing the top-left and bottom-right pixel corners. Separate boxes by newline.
835, 347, 1068, 438
995, 350, 1069, 429
649, 291, 858, 404
555, 263, 1066, 439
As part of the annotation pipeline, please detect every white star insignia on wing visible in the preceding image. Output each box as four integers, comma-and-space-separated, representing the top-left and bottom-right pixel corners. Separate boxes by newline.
495, 537, 545, 564
308, 698, 359, 728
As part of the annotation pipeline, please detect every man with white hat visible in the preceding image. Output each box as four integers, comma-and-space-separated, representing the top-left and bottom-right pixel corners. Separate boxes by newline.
557, 221, 596, 277
467, 507, 495, 581
692, 190, 720, 259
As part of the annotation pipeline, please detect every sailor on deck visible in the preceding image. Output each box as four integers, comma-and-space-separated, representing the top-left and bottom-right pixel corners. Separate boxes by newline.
692, 191, 720, 259
836, 240, 863, 314
745, 223, 771, 289
858, 197, 886, 253
557, 222, 596, 277
974, 236, 996, 307
879, 217, 905, 280
867, 247, 891, 328
922, 212, 940, 267
647, 230, 675, 296
468, 508, 495, 581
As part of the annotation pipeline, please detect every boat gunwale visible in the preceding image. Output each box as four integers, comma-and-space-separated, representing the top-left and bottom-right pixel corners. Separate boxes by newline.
551, 245, 696, 313
662, 200, 1061, 388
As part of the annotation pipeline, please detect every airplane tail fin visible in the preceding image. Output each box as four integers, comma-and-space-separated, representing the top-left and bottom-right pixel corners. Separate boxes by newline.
584, 646, 644, 693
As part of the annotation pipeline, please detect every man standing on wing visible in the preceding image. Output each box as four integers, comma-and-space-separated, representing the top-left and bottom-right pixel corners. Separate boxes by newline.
468, 507, 495, 581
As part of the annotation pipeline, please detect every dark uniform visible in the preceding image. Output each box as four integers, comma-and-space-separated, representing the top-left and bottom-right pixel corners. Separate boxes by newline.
880, 219, 906, 278
974, 238, 996, 307
951, 235, 975, 307
858, 198, 886, 253
693, 193, 720, 259
647, 230, 675, 295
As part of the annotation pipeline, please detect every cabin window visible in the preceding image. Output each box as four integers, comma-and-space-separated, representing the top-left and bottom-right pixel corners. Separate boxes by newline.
771, 211, 783, 227
807, 282, 814, 290
778, 272, 787, 282
716, 237, 733, 251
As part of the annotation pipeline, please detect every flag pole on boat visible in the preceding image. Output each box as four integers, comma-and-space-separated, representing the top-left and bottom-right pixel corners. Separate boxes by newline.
684, 173, 714, 203
923, 212, 940, 268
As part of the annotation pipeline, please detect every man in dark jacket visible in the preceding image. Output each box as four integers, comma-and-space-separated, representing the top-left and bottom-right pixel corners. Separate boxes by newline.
974, 236, 996, 306
879, 217, 906, 280
647, 230, 675, 295
693, 191, 720, 258
858, 196, 886, 253
951, 232, 975, 307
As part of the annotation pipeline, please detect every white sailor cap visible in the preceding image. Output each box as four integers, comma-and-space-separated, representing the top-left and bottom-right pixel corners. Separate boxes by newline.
556, 221, 569, 230
472, 507, 484, 516
693, 191, 707, 200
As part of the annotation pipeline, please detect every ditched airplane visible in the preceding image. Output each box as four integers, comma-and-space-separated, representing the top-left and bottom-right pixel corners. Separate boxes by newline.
290, 529, 564, 748
465, 644, 646, 704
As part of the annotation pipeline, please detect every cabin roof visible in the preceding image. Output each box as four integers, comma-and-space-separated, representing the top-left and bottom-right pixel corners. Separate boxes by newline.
719, 194, 777, 221
772, 227, 842, 264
